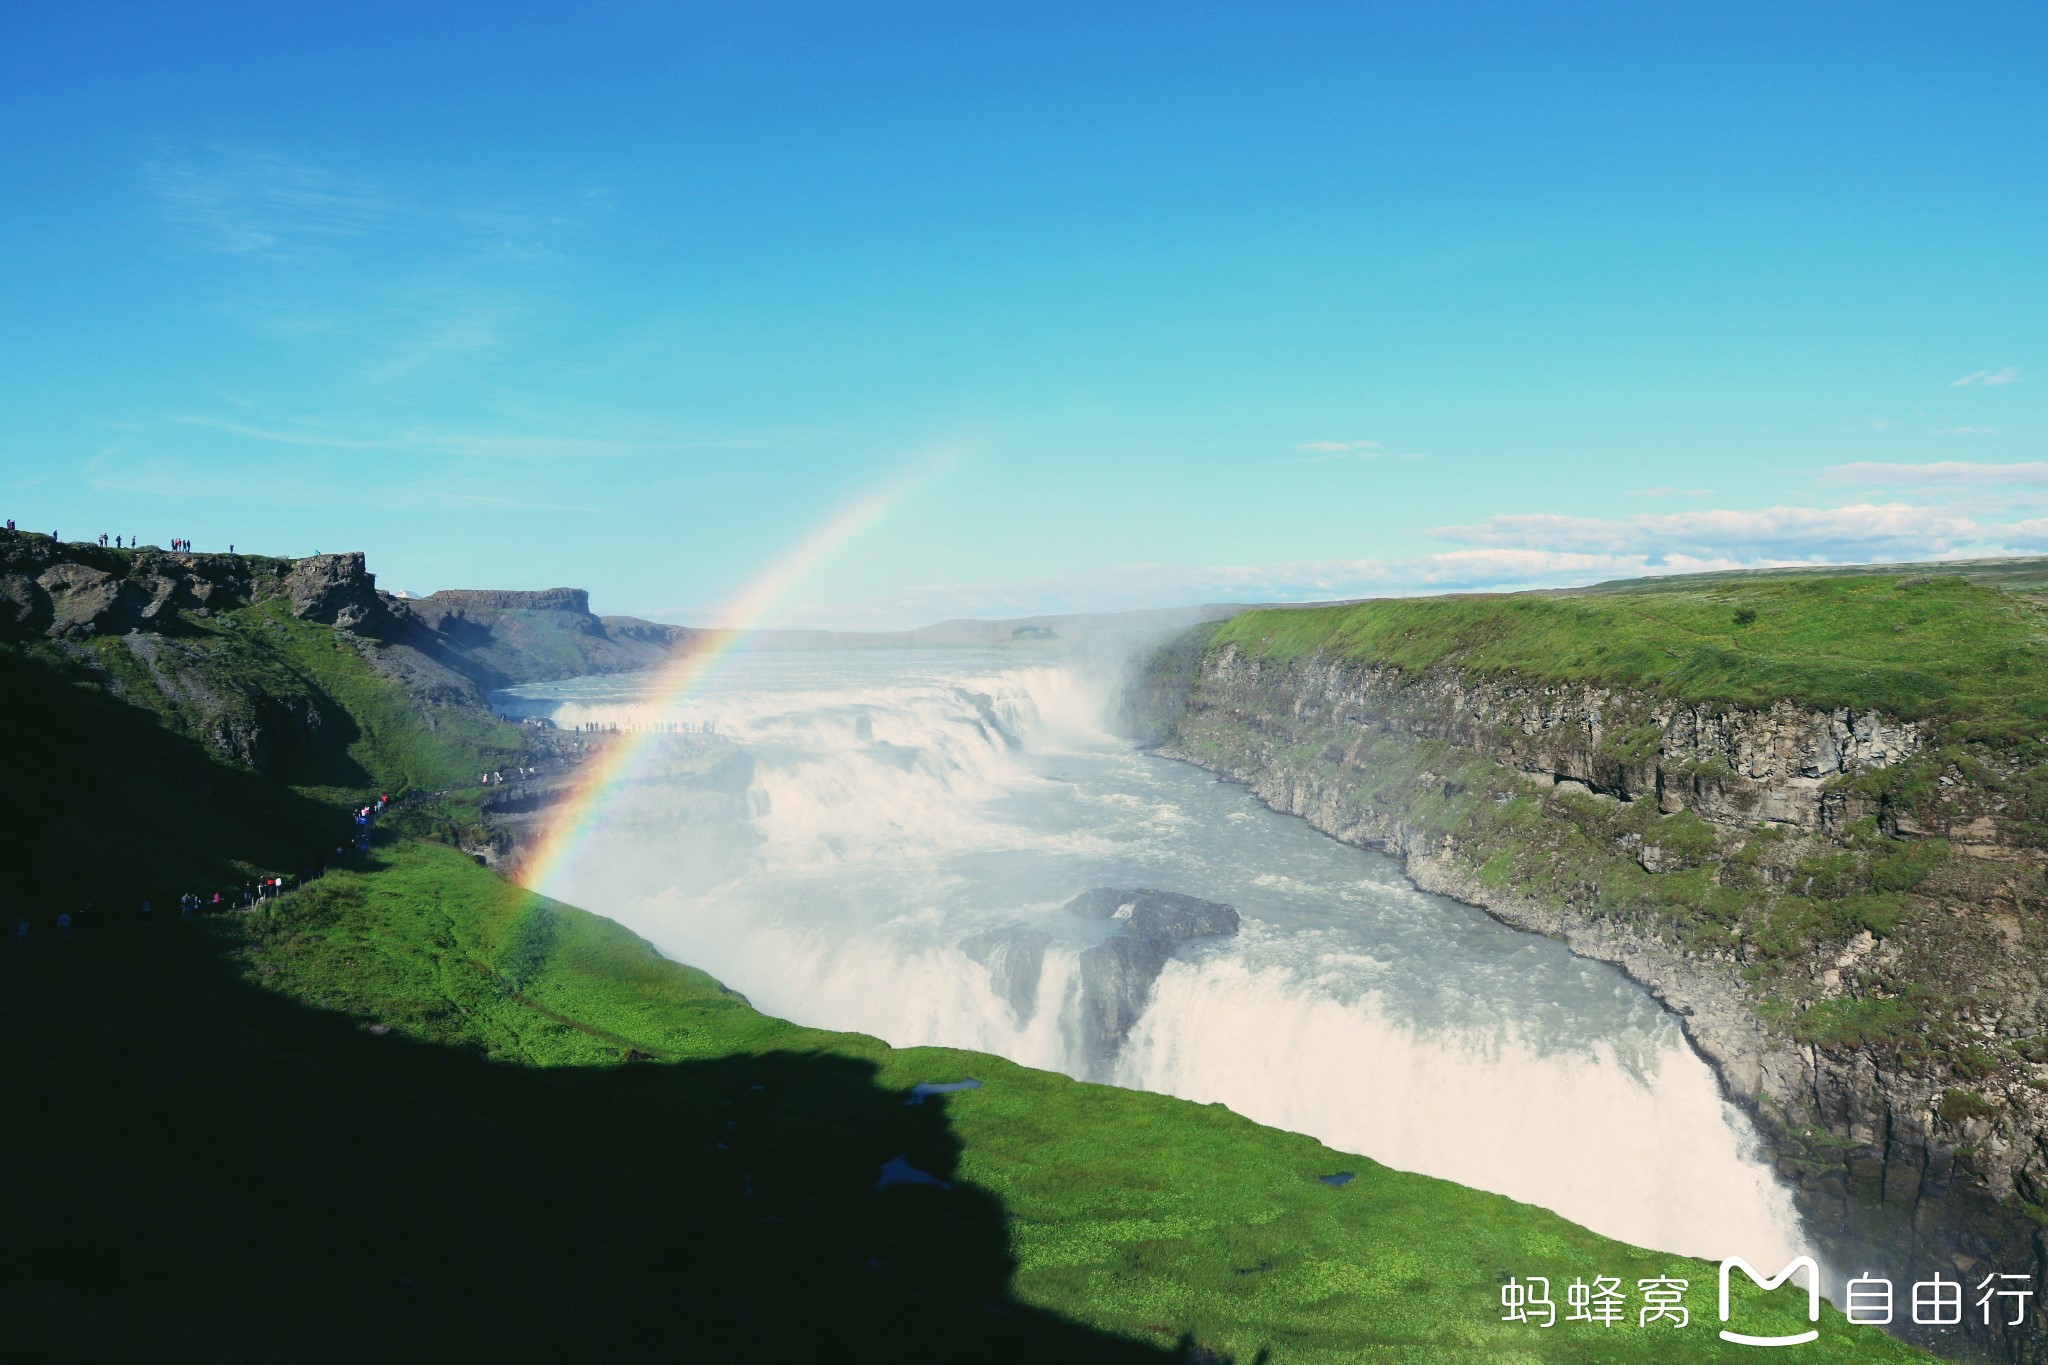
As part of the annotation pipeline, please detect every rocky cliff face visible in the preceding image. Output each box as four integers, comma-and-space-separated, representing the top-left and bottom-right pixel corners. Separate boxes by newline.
3, 538, 280, 638
397, 587, 699, 687
417, 587, 596, 617
284, 552, 389, 632
0, 532, 697, 783
1131, 636, 2048, 1363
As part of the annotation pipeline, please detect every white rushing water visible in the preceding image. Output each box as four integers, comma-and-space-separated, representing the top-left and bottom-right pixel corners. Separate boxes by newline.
500, 646, 1809, 1270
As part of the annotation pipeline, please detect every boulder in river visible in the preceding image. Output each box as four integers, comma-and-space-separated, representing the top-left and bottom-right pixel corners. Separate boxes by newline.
960, 890, 1240, 1072
1065, 888, 1239, 1069
959, 925, 1054, 1026
1063, 887, 1240, 940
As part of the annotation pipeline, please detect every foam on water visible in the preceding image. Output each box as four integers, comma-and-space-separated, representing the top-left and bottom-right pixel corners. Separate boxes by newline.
501, 646, 1811, 1271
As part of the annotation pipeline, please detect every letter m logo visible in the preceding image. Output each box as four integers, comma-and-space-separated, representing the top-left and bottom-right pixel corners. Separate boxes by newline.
1719, 1256, 1820, 1347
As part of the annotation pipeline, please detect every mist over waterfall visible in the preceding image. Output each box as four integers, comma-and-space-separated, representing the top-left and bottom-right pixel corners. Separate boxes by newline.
500, 646, 1810, 1269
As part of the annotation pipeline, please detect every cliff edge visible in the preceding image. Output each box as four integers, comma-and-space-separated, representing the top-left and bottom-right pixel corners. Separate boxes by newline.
1127, 570, 2048, 1363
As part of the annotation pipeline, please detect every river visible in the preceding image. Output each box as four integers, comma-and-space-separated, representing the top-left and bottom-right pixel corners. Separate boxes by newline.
496, 644, 1808, 1271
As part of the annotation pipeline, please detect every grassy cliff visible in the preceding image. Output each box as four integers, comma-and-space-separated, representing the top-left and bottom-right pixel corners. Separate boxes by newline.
1136, 566, 2048, 1361
1209, 574, 2048, 744
1191, 573, 2048, 1013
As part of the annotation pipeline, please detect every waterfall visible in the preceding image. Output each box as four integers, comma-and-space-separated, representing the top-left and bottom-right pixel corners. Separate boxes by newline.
504, 645, 1810, 1273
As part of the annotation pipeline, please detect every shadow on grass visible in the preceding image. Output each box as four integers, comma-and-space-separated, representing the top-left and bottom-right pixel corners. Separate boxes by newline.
1, 922, 1224, 1363
0, 645, 344, 917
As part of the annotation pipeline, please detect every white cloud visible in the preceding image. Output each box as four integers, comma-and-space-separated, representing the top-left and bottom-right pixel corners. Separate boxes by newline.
364, 311, 513, 385
1951, 366, 2021, 387
149, 145, 540, 260
1294, 444, 1392, 464
1820, 461, 2048, 488
1297, 440, 1429, 464
792, 547, 1844, 630
168, 412, 760, 460
1431, 503, 1995, 561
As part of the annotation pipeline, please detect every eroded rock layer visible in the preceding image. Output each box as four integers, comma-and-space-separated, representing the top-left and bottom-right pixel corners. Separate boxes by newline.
1129, 632, 2048, 1362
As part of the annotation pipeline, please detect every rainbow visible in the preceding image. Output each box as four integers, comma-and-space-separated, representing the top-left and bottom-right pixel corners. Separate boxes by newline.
514, 459, 943, 898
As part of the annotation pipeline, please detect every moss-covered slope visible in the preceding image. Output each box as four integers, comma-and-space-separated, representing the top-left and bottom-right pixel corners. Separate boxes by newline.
3, 840, 1922, 1362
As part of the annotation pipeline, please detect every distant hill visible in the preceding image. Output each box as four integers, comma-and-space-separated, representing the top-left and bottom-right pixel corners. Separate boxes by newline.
401, 585, 706, 686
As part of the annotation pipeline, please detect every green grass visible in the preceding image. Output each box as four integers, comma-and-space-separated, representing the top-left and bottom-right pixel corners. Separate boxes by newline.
244, 599, 524, 796
1, 838, 1928, 1362
0, 605, 524, 917
1209, 575, 2048, 744
64, 599, 519, 798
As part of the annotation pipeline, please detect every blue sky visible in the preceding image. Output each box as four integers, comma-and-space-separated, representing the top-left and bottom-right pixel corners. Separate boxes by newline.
2, 2, 2043, 627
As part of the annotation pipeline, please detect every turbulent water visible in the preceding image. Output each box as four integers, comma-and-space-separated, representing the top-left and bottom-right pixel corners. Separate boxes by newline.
499, 646, 1809, 1269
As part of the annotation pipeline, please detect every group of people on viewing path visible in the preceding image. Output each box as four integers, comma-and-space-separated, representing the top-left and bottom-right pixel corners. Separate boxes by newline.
96, 532, 202, 552
570, 719, 716, 735
1, 523, 223, 553
8, 793, 394, 947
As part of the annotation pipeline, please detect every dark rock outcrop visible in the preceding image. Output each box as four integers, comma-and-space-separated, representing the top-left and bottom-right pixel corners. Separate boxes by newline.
284, 552, 386, 631
38, 561, 148, 636
1, 536, 289, 641
1073, 934, 1173, 1067
1066, 888, 1240, 1068
959, 926, 1054, 1025
1064, 887, 1241, 941
957, 890, 1241, 1073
